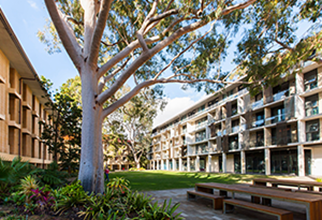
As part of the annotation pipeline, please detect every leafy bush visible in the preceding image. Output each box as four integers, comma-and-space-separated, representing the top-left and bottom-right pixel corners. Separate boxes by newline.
35, 162, 69, 188
19, 175, 39, 203
129, 167, 146, 171
54, 180, 88, 214
137, 199, 183, 220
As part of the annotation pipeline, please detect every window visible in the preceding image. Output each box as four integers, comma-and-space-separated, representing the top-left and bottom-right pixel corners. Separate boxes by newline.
306, 119, 320, 142
273, 82, 289, 102
271, 148, 298, 175
234, 154, 241, 173
254, 111, 265, 127
246, 151, 265, 174
255, 93, 263, 101
232, 119, 239, 133
232, 103, 238, 116
304, 69, 318, 91
305, 94, 319, 117
195, 130, 206, 142
229, 135, 238, 150
271, 105, 285, 123
256, 130, 264, 147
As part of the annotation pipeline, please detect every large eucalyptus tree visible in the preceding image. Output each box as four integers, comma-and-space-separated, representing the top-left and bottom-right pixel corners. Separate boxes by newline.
41, 0, 321, 193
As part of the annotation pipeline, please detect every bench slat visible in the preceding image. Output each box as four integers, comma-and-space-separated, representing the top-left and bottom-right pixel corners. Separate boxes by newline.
187, 190, 223, 210
224, 199, 293, 219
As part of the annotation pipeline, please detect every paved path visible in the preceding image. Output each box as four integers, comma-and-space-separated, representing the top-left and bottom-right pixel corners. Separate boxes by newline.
144, 187, 307, 220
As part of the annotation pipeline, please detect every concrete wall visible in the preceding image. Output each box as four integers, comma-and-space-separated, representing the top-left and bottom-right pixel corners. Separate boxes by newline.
226, 154, 234, 173
312, 146, 322, 176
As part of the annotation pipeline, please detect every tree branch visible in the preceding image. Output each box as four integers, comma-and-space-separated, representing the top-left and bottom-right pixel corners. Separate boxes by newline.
44, 0, 82, 69
81, 0, 97, 59
88, 0, 113, 66
97, 0, 257, 104
98, 57, 131, 93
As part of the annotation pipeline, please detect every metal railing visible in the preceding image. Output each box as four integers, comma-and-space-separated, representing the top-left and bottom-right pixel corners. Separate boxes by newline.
252, 99, 263, 109
273, 90, 288, 102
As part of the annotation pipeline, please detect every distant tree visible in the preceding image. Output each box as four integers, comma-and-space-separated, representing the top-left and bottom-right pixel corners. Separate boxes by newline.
40, 77, 82, 173
40, 0, 322, 193
105, 87, 166, 169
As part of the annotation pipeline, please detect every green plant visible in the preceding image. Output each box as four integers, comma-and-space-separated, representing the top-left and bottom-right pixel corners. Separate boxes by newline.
316, 178, 322, 182
19, 175, 38, 203
36, 162, 69, 188
137, 199, 183, 220
126, 191, 152, 214
9, 191, 26, 206
29, 187, 55, 211
55, 180, 88, 214
107, 177, 130, 194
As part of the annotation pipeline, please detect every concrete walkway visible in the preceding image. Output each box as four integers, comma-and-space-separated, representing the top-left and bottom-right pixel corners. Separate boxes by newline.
144, 187, 307, 220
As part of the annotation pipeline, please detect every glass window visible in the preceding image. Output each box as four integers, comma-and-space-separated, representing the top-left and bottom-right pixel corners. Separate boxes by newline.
271, 105, 285, 123
271, 148, 298, 175
256, 130, 264, 147
246, 151, 265, 174
234, 154, 241, 173
306, 119, 320, 142
229, 135, 238, 150
305, 94, 319, 117
232, 103, 238, 115
304, 69, 318, 91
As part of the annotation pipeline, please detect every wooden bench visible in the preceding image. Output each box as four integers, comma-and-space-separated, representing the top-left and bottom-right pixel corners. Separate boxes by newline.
250, 184, 292, 191
223, 199, 293, 220
187, 190, 224, 210
294, 190, 322, 195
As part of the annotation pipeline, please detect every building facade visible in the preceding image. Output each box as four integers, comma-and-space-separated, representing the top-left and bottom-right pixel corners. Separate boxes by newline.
0, 9, 53, 167
149, 62, 322, 177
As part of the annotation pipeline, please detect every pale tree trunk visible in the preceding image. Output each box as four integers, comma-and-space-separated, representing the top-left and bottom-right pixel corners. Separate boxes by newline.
78, 67, 104, 194
135, 160, 140, 169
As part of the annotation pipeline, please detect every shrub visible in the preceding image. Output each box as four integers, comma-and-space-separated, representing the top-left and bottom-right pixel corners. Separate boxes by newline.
129, 167, 146, 171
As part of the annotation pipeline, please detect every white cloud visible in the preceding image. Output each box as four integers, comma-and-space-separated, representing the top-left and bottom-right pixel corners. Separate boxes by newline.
27, 0, 38, 9
153, 97, 196, 127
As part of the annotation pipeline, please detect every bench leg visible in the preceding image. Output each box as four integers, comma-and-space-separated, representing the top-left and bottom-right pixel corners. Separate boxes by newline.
213, 198, 223, 210
251, 196, 261, 204
262, 198, 271, 206
223, 203, 234, 214
187, 193, 196, 200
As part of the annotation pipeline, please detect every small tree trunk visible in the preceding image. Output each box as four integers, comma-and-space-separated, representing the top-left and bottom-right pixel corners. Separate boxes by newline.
136, 161, 140, 169
78, 67, 104, 194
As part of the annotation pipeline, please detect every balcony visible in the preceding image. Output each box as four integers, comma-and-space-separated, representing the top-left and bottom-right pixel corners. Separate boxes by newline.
232, 126, 240, 133
250, 139, 264, 148
273, 90, 288, 102
306, 132, 320, 142
252, 99, 263, 109
252, 119, 265, 128
305, 107, 319, 117
229, 141, 238, 150
198, 146, 208, 154
266, 113, 285, 124
195, 122, 207, 130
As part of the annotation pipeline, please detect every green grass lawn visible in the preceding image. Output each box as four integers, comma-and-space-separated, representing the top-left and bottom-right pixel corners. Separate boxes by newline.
110, 171, 270, 191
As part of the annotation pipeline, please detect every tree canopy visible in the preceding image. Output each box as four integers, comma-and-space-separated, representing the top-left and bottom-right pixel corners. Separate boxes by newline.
41, 0, 322, 193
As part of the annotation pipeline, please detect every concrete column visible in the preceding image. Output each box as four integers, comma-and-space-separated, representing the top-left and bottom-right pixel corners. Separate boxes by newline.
196, 156, 200, 171
187, 157, 190, 172
152, 160, 155, 170
298, 145, 305, 176
166, 159, 169, 170
265, 148, 271, 175
161, 160, 164, 170
179, 158, 182, 171
222, 153, 227, 173
207, 155, 212, 172
241, 151, 246, 174
172, 158, 175, 171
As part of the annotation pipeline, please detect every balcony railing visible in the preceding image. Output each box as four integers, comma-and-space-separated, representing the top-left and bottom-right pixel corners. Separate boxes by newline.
252, 99, 263, 109
265, 113, 285, 124
306, 133, 320, 142
195, 122, 207, 130
250, 139, 264, 148
232, 126, 240, 133
252, 119, 265, 128
273, 90, 288, 102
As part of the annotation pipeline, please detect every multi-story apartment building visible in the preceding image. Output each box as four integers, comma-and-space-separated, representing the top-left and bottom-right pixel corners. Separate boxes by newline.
0, 9, 53, 167
149, 62, 322, 177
